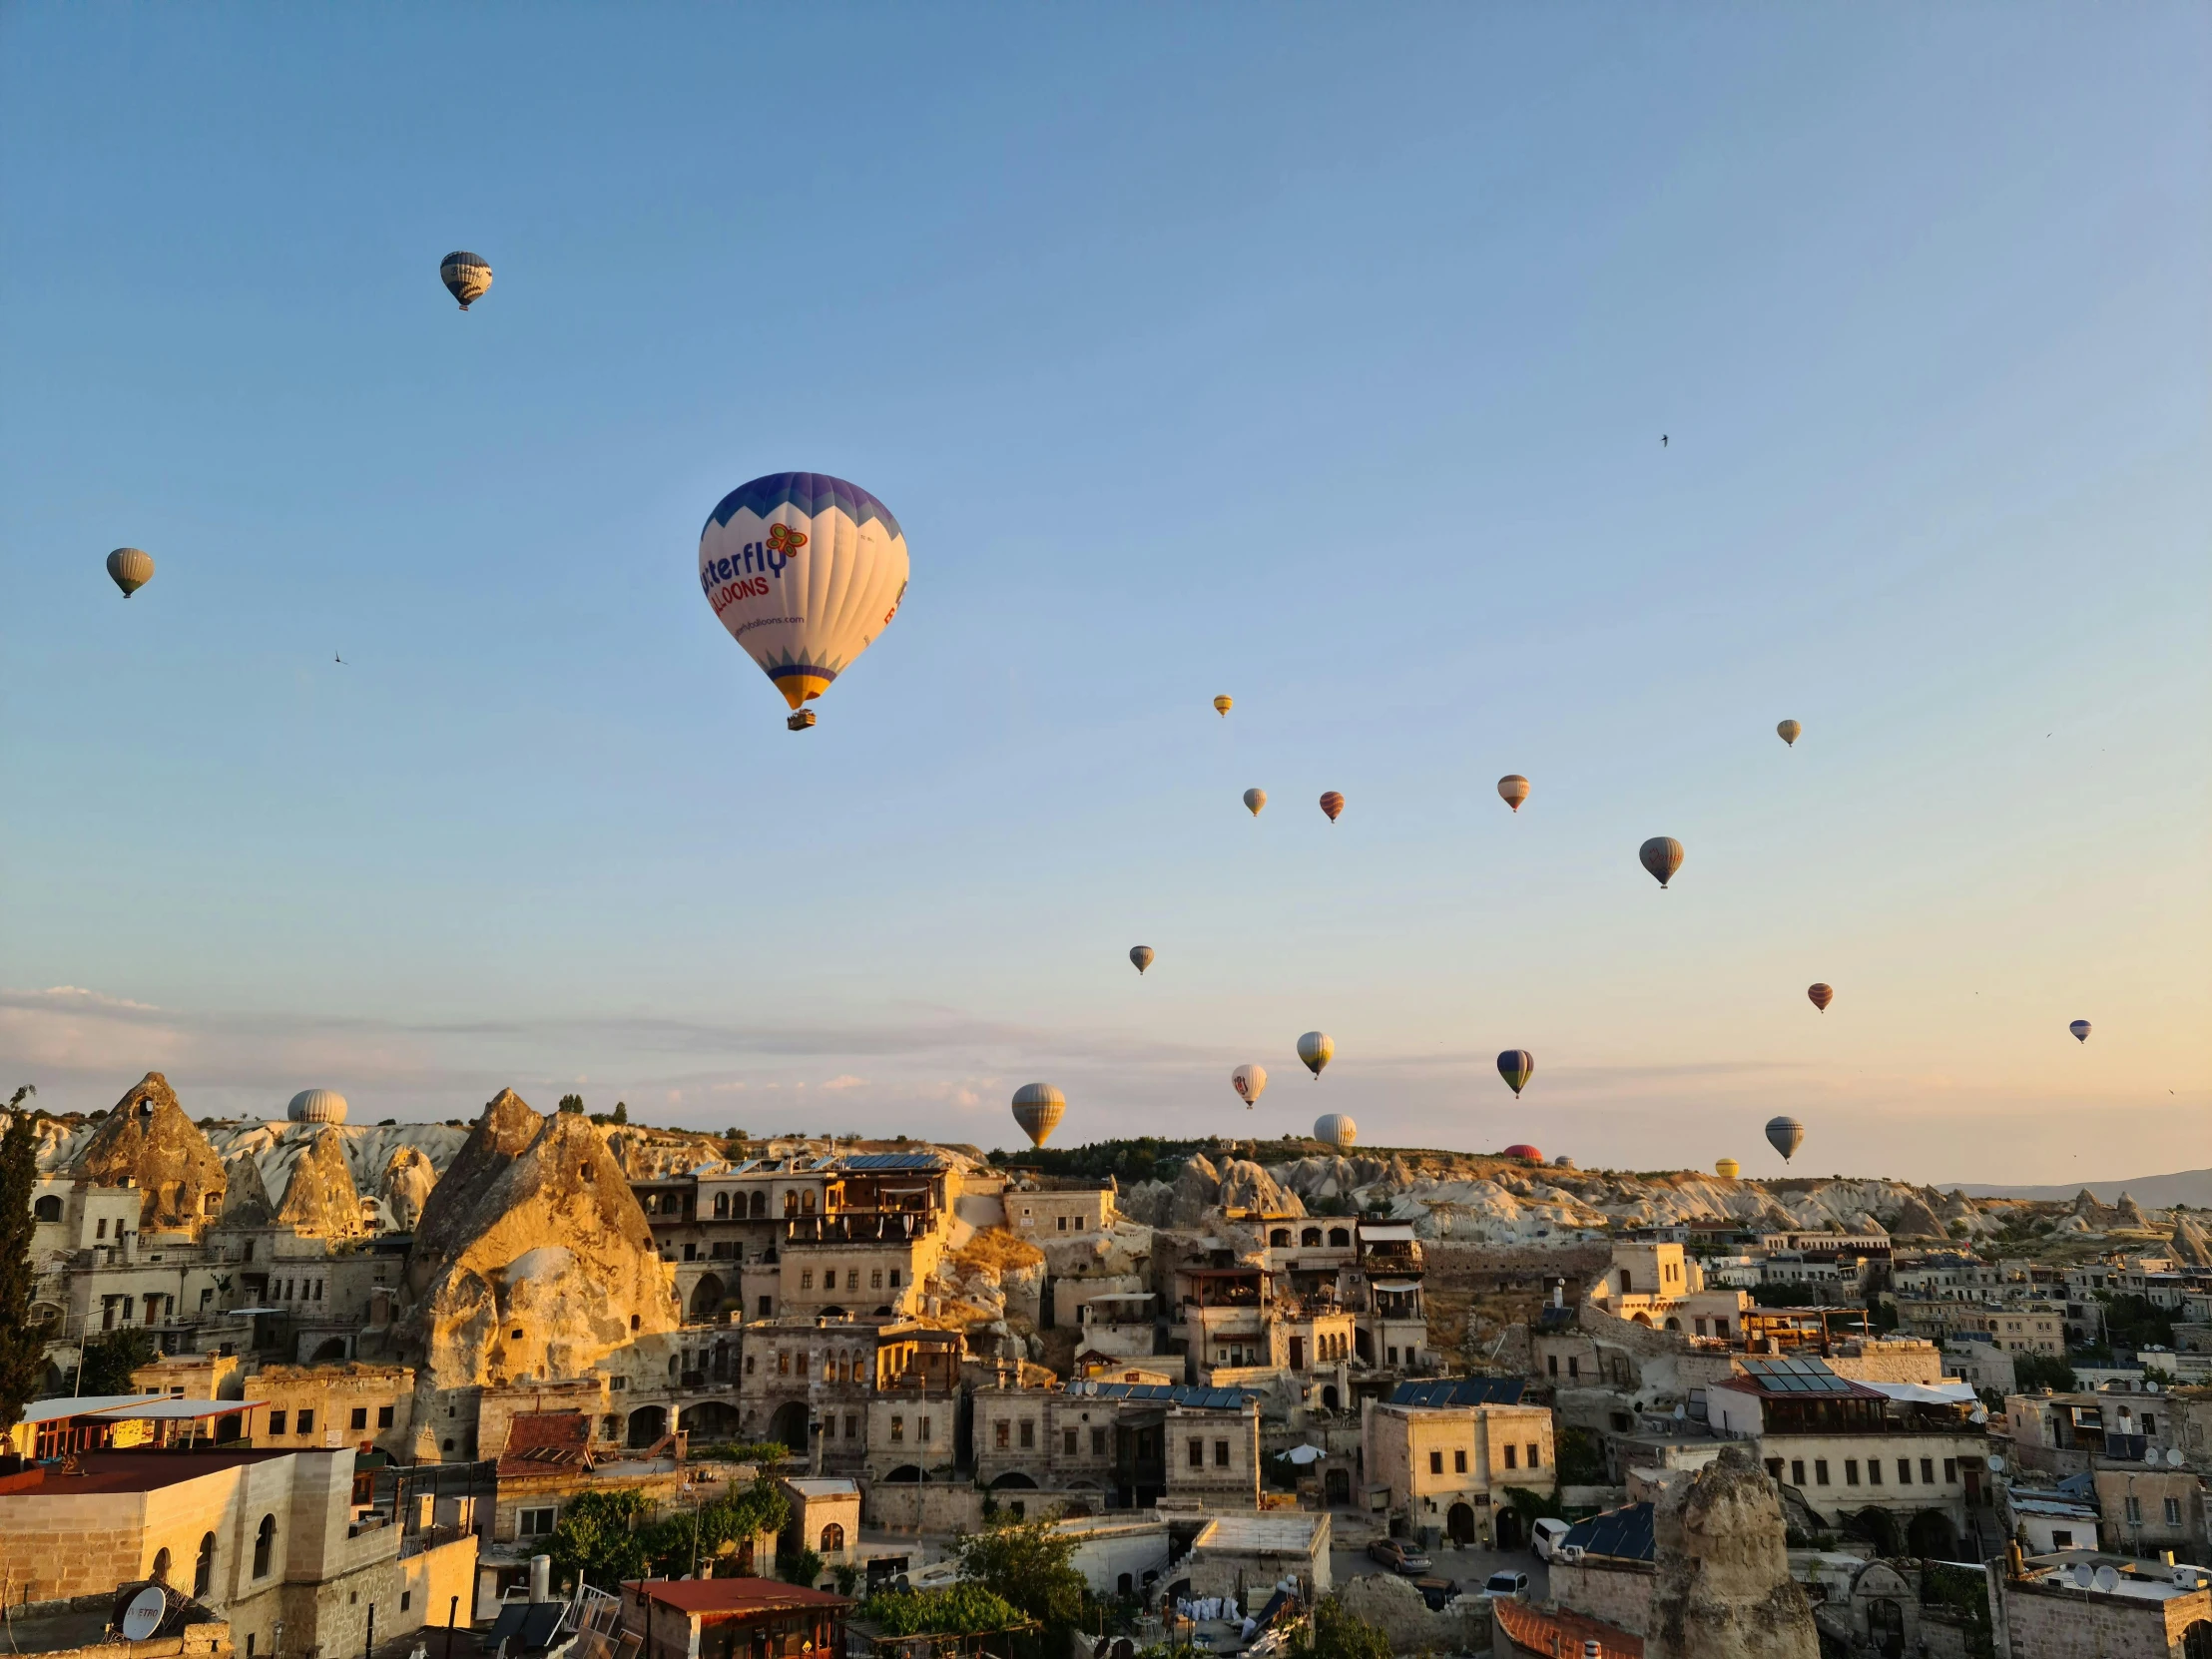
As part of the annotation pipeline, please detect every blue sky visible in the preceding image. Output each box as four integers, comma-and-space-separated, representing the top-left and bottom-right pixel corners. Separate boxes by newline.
3, 5, 2204, 1183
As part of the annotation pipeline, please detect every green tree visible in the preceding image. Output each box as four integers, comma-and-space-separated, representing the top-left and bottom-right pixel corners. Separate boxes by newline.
778, 1546, 824, 1588
954, 1513, 1088, 1632
546, 1488, 653, 1590
78, 1329, 158, 1395
611, 1101, 628, 1125
1286, 1596, 1391, 1659
2013, 1353, 2077, 1392
0, 1088, 47, 1433
856, 1585, 1025, 1636
558, 1094, 586, 1115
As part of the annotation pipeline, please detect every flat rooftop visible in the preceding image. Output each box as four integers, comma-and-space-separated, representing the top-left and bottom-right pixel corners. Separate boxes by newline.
626, 1578, 849, 1617
12, 1448, 295, 1495
1191, 1513, 1325, 1554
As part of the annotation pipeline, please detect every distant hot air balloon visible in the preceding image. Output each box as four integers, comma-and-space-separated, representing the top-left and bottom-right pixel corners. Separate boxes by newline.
439, 251, 492, 310
699, 473, 908, 731
1011, 1082, 1067, 1148
1130, 946, 1155, 976
1807, 983, 1834, 1013
1319, 792, 1345, 823
106, 548, 154, 598
1496, 1050, 1534, 1098
2069, 1019, 2091, 1043
1232, 1064, 1268, 1109
1243, 788, 1267, 817
1765, 1115, 1805, 1163
1314, 1113, 1357, 1150
1497, 775, 1530, 814
1777, 719, 1802, 748
1715, 1157, 1741, 1180
1640, 836, 1684, 889
1213, 696, 1233, 718
1297, 1031, 1334, 1078
1502, 1144, 1543, 1165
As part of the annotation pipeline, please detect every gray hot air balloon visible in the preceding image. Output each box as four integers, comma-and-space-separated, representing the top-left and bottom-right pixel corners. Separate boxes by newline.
106, 548, 154, 597
1314, 1112, 1357, 1150
1011, 1082, 1067, 1149
1640, 836, 1685, 888
1297, 1031, 1334, 1078
1130, 946, 1155, 976
1765, 1115, 1805, 1163
1243, 788, 1267, 817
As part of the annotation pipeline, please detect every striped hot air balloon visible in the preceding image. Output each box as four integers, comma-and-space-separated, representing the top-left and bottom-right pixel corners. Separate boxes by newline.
1502, 1144, 1543, 1165
1777, 719, 1802, 748
1497, 1050, 1534, 1098
1129, 945, 1155, 975
1319, 792, 1345, 823
106, 548, 154, 597
440, 251, 492, 309
1715, 1157, 1741, 1180
1497, 775, 1530, 813
1011, 1083, 1067, 1148
1314, 1113, 1357, 1150
2069, 1020, 2091, 1043
1765, 1115, 1805, 1162
1213, 696, 1233, 717
1808, 983, 1834, 1013
1297, 1031, 1334, 1078
1243, 788, 1267, 817
699, 473, 908, 730
1640, 836, 1684, 888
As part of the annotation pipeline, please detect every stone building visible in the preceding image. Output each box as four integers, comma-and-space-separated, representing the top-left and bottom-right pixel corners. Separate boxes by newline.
1987, 1550, 2212, 1658
240, 1363, 416, 1459
968, 1379, 1261, 1510
776, 1475, 861, 1565
1360, 1379, 1556, 1550
1177, 1512, 1331, 1601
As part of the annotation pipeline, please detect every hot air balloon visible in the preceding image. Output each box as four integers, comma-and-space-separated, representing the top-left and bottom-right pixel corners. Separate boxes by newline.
1777, 720, 1802, 748
1213, 696, 1233, 718
439, 251, 492, 310
2069, 1020, 2091, 1043
1765, 1115, 1805, 1163
1502, 1144, 1543, 1165
106, 548, 154, 598
699, 473, 908, 731
1314, 1113, 1357, 1150
1297, 1031, 1334, 1078
1496, 1050, 1534, 1098
1232, 1064, 1268, 1109
1497, 775, 1530, 814
1319, 792, 1345, 823
1011, 1082, 1067, 1148
1640, 836, 1684, 888
1243, 788, 1267, 817
1130, 946, 1155, 976
1807, 983, 1833, 1013
1715, 1157, 1741, 1180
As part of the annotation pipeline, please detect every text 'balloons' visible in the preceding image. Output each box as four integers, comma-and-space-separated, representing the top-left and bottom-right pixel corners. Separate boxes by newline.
1497, 776, 1530, 814
1297, 1031, 1335, 1078
1640, 836, 1685, 889
1011, 1083, 1067, 1148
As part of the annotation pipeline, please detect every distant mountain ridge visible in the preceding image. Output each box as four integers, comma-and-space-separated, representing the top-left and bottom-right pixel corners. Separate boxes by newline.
1950, 1168, 2212, 1208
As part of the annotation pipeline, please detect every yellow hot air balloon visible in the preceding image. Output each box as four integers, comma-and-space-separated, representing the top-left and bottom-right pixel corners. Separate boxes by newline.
1497, 775, 1530, 814
106, 548, 154, 597
1297, 1031, 1334, 1078
1243, 788, 1267, 817
440, 251, 493, 310
1715, 1157, 1740, 1180
1011, 1082, 1067, 1148
1213, 695, 1233, 717
1777, 719, 1802, 748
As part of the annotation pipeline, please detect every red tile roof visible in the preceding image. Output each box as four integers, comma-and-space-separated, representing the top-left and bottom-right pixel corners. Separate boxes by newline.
626, 1579, 850, 1618
499, 1411, 595, 1475
1492, 1599, 1643, 1658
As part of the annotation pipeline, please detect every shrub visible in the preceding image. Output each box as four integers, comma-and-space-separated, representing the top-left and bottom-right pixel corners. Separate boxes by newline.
856, 1585, 1026, 1636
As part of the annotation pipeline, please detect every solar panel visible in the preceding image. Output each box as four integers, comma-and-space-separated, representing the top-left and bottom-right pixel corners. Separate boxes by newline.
839, 1153, 946, 1171
1560, 1502, 1655, 1563
1742, 1357, 1850, 1393
1387, 1378, 1526, 1408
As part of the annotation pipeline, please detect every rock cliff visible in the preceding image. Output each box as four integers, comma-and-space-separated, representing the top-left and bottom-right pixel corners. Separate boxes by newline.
1122, 1154, 1306, 1229
69, 1073, 227, 1234
1887, 1194, 1947, 1240
220, 1152, 276, 1226
1648, 1445, 1819, 1659
378, 1146, 438, 1230
276, 1129, 366, 1237
398, 1104, 676, 1388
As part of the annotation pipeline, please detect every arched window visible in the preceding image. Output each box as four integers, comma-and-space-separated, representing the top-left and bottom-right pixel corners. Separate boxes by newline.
1328, 1228, 1351, 1247
820, 1522, 844, 1553
1300, 1228, 1321, 1247
750, 1191, 767, 1219
801, 1191, 816, 1214
33, 1196, 61, 1222
785, 1192, 799, 1218
1269, 1229, 1291, 1247
714, 1193, 730, 1218
253, 1515, 276, 1577
194, 1531, 216, 1597
150, 1547, 172, 1583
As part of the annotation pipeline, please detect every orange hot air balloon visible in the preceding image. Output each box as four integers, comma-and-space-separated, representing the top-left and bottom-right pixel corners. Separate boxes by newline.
1497, 775, 1529, 813
1213, 695, 1233, 717
1807, 982, 1833, 1013
1319, 792, 1345, 823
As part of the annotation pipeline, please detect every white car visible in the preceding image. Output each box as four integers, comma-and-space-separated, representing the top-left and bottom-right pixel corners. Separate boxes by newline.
1480, 1571, 1530, 1601
1531, 1518, 1570, 1561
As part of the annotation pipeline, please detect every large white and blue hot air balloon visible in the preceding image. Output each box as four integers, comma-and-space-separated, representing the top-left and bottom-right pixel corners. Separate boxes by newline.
698, 473, 908, 730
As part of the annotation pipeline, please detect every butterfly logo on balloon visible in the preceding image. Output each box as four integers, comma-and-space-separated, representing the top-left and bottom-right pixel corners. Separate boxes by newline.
767, 523, 809, 556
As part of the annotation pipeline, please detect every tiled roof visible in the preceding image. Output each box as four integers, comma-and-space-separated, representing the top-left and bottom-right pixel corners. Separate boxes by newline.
1492, 1598, 1643, 1658
499, 1411, 593, 1474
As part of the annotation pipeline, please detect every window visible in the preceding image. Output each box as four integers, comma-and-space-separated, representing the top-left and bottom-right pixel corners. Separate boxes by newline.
401, 1593, 411, 1613
253, 1514, 276, 1577
351, 1407, 368, 1430
2166, 1498, 2183, 1526
1942, 1459, 1956, 1484
1790, 1460, 1807, 1485
33, 1196, 60, 1222
801, 1270, 814, 1291
1428, 1451, 1443, 1475
1214, 1439, 1230, 1467
1454, 1448, 1468, 1474
151, 1548, 172, 1584
1058, 1217, 1069, 1232
268, 1409, 287, 1435
684, 1243, 697, 1262
1714, 1319, 1730, 1338
1845, 1460, 1860, 1486
1921, 1459, 1936, 1485
296, 1409, 315, 1435
97, 1219, 108, 1240
1386, 1347, 1398, 1365
2125, 1496, 2143, 1524
519, 1507, 556, 1538
2051, 1528, 2074, 1548
1547, 1356, 1558, 1378
377, 1405, 394, 1427
1815, 1460, 1831, 1486
889, 1270, 901, 1288
1066, 1428, 1080, 1456
1527, 1442, 1540, 1469
1867, 1458, 1882, 1485
1503, 1444, 1517, 1470
1189, 1438, 1205, 1469
1765, 1458, 1783, 1480
1897, 1458, 1912, 1485
1019, 1419, 1035, 1449
194, 1532, 216, 1598
921, 1416, 932, 1442
1567, 1358, 1579, 1380
845, 1413, 858, 1439
821, 1523, 844, 1553
891, 1415, 905, 1442
2144, 1414, 2158, 1435
779, 1351, 791, 1376
994, 1420, 1008, 1449
759, 1296, 773, 1317
871, 1270, 883, 1290
1092, 1427, 1107, 1456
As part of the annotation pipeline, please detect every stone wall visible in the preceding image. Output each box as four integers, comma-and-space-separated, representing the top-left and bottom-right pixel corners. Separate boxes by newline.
1548, 1555, 1656, 1636
1989, 1573, 2212, 1657
1332, 1570, 1490, 1654
863, 1480, 986, 1536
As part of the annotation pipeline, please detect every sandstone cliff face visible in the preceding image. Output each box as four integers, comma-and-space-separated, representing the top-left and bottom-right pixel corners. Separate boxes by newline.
1123, 1154, 1307, 1229
406, 1089, 546, 1299
400, 1106, 676, 1389
220, 1153, 276, 1226
69, 1073, 227, 1233
1888, 1195, 1948, 1239
2171, 1215, 2212, 1268
378, 1146, 438, 1231
276, 1129, 366, 1237
1648, 1446, 1819, 1659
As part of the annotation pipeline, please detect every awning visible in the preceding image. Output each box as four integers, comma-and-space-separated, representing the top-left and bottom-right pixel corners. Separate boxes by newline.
1863, 1381, 1977, 1406
16, 1394, 152, 1424
105, 1398, 263, 1420
1372, 1280, 1420, 1293
1359, 1225, 1417, 1242
1274, 1444, 1325, 1465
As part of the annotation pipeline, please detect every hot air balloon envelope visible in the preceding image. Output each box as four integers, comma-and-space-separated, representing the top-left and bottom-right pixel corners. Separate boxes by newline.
1715, 1157, 1741, 1180
1297, 1031, 1334, 1077
1319, 792, 1345, 823
1232, 1064, 1268, 1108
1502, 1144, 1543, 1165
2069, 1020, 2091, 1043
1640, 836, 1685, 888
1496, 1049, 1535, 1098
1314, 1112, 1357, 1150
1777, 720, 1802, 747
700, 473, 909, 723
1213, 696, 1233, 717
1011, 1082, 1067, 1148
1129, 946, 1155, 975
1497, 775, 1530, 813
106, 548, 154, 597
1765, 1115, 1805, 1162
440, 251, 492, 309
1243, 788, 1267, 817
1808, 983, 1834, 1013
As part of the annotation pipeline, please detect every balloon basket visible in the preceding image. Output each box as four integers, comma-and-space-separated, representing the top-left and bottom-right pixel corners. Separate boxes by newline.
787, 710, 818, 732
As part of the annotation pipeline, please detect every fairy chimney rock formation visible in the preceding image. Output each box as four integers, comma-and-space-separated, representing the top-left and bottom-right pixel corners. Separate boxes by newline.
1648, 1444, 1819, 1659
377, 1146, 439, 1231
406, 1088, 545, 1298
70, 1072, 227, 1234
399, 1105, 676, 1389
277, 1129, 367, 1237
2115, 1192, 2151, 1229
220, 1152, 276, 1226
1889, 1195, 1947, 1239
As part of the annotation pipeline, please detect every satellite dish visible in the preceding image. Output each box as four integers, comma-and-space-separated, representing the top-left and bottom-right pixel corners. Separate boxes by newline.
2094, 1566, 2120, 1594
2147, 1381, 2161, 1393
1986, 1454, 2004, 1472
2071, 1564, 2095, 1589
2168, 1448, 2185, 1467
121, 1588, 167, 1643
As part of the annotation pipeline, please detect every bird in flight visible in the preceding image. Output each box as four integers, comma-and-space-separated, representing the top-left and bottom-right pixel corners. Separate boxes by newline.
334, 654, 345, 666
1661, 434, 1669, 448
